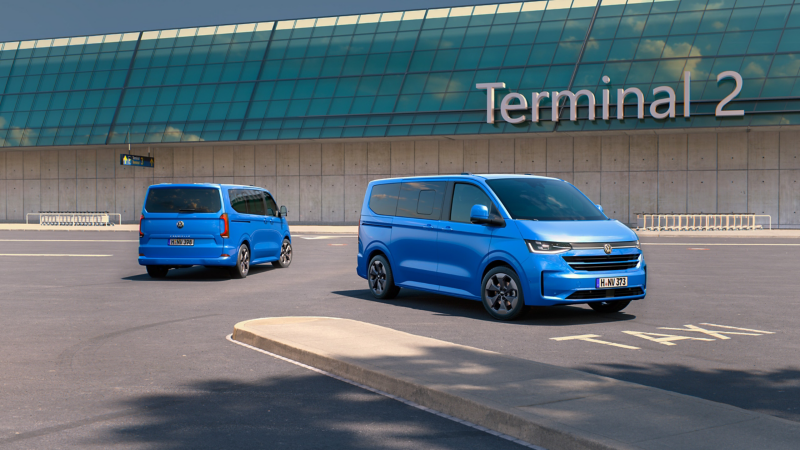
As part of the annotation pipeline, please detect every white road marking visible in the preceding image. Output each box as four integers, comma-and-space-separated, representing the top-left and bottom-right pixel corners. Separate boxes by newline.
295, 235, 358, 240
622, 331, 715, 346
700, 323, 776, 334
0, 254, 112, 257
550, 334, 640, 350
226, 334, 546, 450
0, 239, 136, 242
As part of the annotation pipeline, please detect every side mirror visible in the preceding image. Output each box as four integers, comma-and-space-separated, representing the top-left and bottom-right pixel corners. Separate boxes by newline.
279, 205, 288, 218
470, 204, 505, 227
596, 204, 604, 213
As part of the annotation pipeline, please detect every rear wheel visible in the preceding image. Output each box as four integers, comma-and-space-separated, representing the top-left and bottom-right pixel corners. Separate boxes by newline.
230, 244, 250, 279
146, 265, 169, 279
481, 267, 526, 321
368, 255, 400, 300
272, 239, 292, 268
589, 299, 631, 313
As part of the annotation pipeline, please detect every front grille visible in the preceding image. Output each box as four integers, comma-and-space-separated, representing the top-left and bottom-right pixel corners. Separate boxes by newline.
562, 254, 640, 271
567, 287, 644, 300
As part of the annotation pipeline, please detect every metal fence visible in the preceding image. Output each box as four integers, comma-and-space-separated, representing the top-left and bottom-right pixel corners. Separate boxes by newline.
636, 214, 772, 231
27, 212, 122, 226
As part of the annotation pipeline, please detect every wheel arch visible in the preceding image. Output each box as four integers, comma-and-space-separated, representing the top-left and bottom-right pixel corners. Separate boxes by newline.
479, 253, 531, 302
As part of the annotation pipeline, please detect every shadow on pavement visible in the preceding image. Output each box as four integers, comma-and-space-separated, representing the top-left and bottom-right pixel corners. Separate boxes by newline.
122, 264, 276, 282
89, 373, 524, 450
580, 362, 800, 423
332, 289, 636, 326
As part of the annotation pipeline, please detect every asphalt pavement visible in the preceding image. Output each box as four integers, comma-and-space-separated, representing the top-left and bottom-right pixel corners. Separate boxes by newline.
0, 230, 798, 448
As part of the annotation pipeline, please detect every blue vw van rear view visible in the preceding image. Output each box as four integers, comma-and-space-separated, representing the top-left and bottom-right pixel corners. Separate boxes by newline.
139, 184, 292, 279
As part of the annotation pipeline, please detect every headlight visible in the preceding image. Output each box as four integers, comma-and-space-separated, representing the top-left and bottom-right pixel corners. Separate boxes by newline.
635, 240, 640, 250
526, 240, 572, 253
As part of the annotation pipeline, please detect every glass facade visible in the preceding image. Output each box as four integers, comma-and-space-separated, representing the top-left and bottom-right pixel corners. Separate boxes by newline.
1, 0, 800, 147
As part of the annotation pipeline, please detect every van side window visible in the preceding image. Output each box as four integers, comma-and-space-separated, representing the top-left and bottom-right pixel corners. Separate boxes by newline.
229, 190, 248, 214
264, 192, 278, 217
449, 183, 494, 224
396, 181, 446, 220
245, 190, 265, 215
369, 183, 401, 216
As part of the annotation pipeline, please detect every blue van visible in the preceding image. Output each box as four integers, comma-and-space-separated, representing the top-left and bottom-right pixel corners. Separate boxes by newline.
139, 184, 292, 279
356, 174, 646, 320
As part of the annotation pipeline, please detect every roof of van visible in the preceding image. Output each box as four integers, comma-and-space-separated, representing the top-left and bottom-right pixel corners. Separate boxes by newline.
149, 183, 266, 189
368, 174, 561, 183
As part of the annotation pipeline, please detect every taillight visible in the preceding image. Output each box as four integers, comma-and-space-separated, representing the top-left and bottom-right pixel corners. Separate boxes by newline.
139, 214, 144, 238
220, 213, 229, 238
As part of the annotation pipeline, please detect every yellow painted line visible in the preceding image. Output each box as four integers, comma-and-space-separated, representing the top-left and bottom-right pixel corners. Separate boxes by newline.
642, 243, 800, 246
0, 239, 136, 242
550, 334, 640, 350
0, 253, 112, 257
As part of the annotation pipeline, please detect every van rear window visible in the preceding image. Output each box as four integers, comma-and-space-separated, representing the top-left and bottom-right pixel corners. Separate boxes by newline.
369, 183, 400, 216
145, 188, 222, 213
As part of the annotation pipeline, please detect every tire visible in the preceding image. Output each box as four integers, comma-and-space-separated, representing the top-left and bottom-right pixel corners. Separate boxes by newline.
588, 299, 631, 313
367, 255, 400, 300
481, 266, 526, 321
272, 239, 292, 268
146, 265, 169, 279
230, 243, 250, 279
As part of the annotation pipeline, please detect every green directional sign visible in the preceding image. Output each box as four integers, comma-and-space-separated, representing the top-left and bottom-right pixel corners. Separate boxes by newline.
120, 154, 154, 167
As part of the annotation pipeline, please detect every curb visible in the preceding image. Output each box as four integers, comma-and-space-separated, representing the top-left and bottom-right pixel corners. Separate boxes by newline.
233, 320, 633, 450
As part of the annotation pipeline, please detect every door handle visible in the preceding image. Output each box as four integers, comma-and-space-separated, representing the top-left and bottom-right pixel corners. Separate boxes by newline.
443, 226, 452, 231
423, 224, 433, 229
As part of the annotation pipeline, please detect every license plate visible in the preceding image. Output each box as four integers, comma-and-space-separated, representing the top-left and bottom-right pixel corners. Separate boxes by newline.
169, 239, 194, 246
597, 277, 628, 288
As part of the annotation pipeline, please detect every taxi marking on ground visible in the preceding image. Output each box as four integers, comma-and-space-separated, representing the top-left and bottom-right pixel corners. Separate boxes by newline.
551, 323, 776, 350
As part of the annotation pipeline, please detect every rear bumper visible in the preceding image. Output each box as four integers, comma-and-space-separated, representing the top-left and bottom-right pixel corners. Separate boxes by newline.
138, 255, 235, 267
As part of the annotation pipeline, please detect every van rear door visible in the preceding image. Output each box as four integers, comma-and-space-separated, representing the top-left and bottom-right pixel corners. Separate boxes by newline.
140, 186, 225, 258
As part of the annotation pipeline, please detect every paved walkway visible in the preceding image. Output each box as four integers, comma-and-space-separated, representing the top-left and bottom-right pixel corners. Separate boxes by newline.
233, 317, 800, 450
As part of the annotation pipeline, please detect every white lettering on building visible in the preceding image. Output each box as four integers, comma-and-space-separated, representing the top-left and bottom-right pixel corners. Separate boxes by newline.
476, 71, 745, 124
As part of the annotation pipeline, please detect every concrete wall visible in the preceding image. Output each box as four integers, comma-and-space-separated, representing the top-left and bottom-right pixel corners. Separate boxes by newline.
1, 129, 798, 227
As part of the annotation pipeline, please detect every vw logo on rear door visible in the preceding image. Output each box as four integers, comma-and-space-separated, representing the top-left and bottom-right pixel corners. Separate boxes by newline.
603, 243, 612, 254
177, 221, 184, 229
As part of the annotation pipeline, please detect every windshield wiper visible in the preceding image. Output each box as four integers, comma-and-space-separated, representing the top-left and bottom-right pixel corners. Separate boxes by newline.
178, 209, 195, 212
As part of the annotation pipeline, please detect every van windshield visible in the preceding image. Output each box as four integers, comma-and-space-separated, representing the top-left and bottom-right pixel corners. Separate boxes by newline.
486, 178, 606, 221
145, 188, 222, 213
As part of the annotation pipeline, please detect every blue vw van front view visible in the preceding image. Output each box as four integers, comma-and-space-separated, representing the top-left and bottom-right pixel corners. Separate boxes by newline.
356, 174, 646, 321
139, 184, 292, 279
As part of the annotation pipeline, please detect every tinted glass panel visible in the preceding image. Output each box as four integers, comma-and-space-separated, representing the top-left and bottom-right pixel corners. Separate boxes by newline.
449, 183, 493, 224
228, 189, 249, 214
368, 182, 401, 216
245, 190, 266, 215
486, 178, 606, 221
265, 192, 278, 216
144, 187, 221, 213
396, 181, 446, 219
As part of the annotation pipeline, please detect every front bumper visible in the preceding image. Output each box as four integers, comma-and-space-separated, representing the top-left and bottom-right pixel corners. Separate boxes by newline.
524, 250, 647, 306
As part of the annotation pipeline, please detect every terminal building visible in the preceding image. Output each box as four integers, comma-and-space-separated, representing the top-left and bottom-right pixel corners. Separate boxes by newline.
0, 0, 799, 226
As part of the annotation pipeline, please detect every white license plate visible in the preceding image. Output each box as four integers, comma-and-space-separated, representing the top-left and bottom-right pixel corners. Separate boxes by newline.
169, 239, 194, 246
597, 277, 628, 288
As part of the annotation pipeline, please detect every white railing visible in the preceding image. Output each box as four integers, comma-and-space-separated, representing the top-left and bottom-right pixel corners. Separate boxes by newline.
26, 211, 122, 226
636, 214, 772, 231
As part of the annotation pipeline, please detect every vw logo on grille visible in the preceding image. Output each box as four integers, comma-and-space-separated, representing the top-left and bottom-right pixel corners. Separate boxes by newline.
176, 221, 184, 229
603, 243, 612, 254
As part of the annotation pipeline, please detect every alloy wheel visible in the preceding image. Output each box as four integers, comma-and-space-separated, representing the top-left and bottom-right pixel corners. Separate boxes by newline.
485, 273, 519, 315
239, 246, 249, 275
369, 260, 387, 295
280, 241, 292, 265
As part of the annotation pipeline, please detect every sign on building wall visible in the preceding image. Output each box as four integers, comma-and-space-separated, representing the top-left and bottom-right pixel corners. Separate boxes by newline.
478, 71, 745, 124
120, 154, 154, 167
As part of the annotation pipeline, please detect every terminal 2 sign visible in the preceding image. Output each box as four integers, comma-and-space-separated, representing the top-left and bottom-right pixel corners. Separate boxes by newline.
477, 71, 744, 124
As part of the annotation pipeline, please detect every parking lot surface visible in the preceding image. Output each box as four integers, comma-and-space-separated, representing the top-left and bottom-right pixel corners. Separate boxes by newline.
0, 230, 798, 448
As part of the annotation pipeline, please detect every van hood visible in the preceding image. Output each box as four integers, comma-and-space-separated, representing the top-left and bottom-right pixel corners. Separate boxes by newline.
513, 219, 638, 243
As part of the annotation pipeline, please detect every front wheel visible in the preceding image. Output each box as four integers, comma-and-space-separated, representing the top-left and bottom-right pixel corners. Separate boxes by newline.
146, 265, 169, 279
272, 239, 292, 268
589, 299, 631, 313
368, 255, 400, 300
481, 267, 526, 321
230, 244, 250, 279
